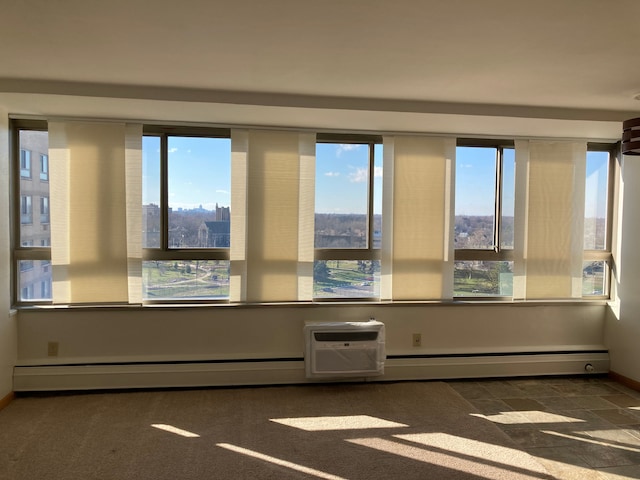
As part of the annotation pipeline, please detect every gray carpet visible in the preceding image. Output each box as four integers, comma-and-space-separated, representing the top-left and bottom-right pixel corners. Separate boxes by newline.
0, 381, 554, 479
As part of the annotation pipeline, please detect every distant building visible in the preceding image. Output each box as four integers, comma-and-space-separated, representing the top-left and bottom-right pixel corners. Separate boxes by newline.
196, 203, 231, 247
18, 130, 51, 300
198, 221, 230, 247
143, 203, 161, 248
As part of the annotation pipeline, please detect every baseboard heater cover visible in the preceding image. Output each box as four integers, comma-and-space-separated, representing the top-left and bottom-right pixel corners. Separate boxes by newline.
12, 349, 608, 391
304, 320, 386, 378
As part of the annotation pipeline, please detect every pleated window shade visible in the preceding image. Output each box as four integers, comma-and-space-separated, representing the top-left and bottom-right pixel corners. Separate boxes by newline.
382, 136, 455, 300
49, 121, 142, 304
518, 140, 586, 299
231, 130, 315, 303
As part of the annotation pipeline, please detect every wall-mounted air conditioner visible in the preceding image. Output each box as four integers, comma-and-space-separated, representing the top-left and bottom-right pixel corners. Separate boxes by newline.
304, 320, 385, 378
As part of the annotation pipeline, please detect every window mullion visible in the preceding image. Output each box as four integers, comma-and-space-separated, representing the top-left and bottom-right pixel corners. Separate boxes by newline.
367, 142, 375, 251
494, 147, 503, 252
160, 134, 169, 251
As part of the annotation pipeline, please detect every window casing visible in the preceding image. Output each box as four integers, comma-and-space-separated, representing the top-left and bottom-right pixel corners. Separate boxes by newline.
454, 140, 515, 298
142, 126, 232, 302
10, 118, 616, 306
314, 134, 382, 300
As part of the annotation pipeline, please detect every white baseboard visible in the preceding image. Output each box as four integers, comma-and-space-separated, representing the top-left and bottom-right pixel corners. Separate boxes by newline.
13, 351, 609, 391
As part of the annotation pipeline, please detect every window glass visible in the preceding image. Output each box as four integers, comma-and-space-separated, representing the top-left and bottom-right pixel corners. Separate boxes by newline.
18, 260, 52, 301
455, 147, 497, 249
583, 149, 610, 298
315, 143, 369, 249
583, 261, 605, 296
584, 151, 609, 250
142, 136, 161, 248
142, 133, 231, 302
373, 144, 383, 249
501, 148, 515, 249
167, 137, 231, 249
454, 261, 513, 296
143, 260, 229, 300
454, 145, 513, 298
314, 141, 382, 299
313, 260, 380, 298
17, 128, 51, 303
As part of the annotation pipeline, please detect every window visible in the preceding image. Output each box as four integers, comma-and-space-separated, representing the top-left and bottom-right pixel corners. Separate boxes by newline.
314, 135, 382, 299
40, 154, 49, 181
13, 121, 52, 304
20, 195, 32, 224
40, 196, 50, 224
583, 145, 614, 297
454, 142, 515, 297
20, 149, 31, 178
142, 127, 231, 301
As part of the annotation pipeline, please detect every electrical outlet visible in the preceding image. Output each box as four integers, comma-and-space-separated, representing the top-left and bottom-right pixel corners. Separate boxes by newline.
47, 341, 59, 357
412, 333, 422, 347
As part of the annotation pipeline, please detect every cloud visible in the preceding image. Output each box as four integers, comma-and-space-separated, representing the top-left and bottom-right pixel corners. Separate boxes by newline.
169, 147, 178, 153
337, 144, 364, 157
349, 168, 369, 183
348, 166, 382, 182
324, 172, 340, 177
216, 189, 230, 195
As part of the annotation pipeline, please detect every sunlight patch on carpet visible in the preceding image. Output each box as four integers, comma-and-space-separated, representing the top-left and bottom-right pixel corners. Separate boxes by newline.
217, 443, 347, 480
151, 424, 200, 438
347, 436, 550, 480
270, 415, 407, 431
471, 411, 586, 425
542, 430, 640, 453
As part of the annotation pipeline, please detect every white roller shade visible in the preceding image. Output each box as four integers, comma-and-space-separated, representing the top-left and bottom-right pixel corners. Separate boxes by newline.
518, 140, 587, 299
383, 136, 455, 300
49, 121, 141, 304
233, 129, 315, 303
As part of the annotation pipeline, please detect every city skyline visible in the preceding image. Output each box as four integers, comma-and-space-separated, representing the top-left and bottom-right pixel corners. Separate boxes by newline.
143, 137, 609, 218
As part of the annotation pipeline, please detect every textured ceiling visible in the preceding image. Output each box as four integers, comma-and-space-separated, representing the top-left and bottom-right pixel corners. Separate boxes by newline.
1, 0, 639, 136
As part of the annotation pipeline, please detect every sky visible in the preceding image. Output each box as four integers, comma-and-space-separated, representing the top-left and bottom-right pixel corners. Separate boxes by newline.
315, 143, 383, 214
455, 146, 513, 217
143, 137, 608, 219
143, 136, 231, 210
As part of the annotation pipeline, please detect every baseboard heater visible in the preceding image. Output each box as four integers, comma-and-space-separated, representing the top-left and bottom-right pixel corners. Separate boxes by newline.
304, 320, 386, 378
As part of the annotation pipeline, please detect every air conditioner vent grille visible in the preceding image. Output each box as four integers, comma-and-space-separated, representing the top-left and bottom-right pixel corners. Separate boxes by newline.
313, 331, 379, 342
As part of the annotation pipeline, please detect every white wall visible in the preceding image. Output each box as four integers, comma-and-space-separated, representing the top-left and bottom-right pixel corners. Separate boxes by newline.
18, 303, 606, 366
0, 109, 17, 398
1, 99, 617, 390
606, 154, 640, 382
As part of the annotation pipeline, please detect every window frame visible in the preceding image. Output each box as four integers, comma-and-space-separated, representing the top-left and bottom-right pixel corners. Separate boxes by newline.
313, 133, 382, 301
11, 119, 51, 305
142, 125, 232, 304
454, 139, 515, 263
582, 142, 616, 299
453, 139, 515, 300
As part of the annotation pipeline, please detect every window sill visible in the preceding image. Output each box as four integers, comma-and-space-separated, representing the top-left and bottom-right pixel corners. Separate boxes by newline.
14, 298, 610, 312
